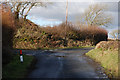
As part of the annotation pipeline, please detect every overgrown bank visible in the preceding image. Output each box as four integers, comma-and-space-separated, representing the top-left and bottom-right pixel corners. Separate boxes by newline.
13, 19, 108, 49
86, 41, 119, 78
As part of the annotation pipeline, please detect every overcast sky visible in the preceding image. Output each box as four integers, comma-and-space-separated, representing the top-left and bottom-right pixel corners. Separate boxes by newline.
27, 0, 119, 38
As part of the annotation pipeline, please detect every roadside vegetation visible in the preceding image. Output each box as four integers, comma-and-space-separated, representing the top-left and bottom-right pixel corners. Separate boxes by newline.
12, 3, 110, 50
2, 4, 35, 78
2, 4, 16, 65
86, 41, 119, 78
3, 54, 34, 78
2, 2, 114, 79
13, 19, 108, 49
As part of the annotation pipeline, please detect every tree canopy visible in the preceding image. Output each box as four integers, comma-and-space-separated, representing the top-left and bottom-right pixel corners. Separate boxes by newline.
2, 1, 51, 20
80, 4, 113, 27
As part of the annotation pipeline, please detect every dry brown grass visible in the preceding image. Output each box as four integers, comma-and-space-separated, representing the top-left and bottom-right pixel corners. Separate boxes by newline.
79, 26, 108, 44
95, 41, 120, 50
42, 23, 75, 37
42, 23, 108, 45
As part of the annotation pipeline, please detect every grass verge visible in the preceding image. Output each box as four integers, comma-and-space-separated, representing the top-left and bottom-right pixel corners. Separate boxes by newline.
86, 48, 118, 78
3, 54, 34, 78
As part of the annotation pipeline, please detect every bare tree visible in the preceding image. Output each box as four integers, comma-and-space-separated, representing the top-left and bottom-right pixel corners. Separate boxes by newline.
110, 29, 120, 39
9, 1, 49, 20
80, 4, 112, 27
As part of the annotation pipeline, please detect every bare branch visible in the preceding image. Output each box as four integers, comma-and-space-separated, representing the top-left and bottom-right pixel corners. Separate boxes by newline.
80, 4, 112, 27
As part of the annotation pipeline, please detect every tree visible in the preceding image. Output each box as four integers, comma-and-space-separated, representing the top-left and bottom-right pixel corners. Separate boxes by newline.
80, 4, 112, 27
110, 29, 120, 39
9, 1, 49, 20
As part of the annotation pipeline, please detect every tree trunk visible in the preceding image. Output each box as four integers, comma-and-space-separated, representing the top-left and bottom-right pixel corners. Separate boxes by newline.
15, 11, 19, 20
15, 3, 21, 20
24, 15, 27, 21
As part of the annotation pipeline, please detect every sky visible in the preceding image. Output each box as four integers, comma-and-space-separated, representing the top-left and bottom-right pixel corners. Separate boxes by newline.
26, 0, 119, 38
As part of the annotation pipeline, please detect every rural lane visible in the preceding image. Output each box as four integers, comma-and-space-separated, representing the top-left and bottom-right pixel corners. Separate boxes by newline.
17, 48, 108, 78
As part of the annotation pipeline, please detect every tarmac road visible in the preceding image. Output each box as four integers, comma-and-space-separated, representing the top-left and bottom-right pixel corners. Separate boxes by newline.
20, 48, 108, 78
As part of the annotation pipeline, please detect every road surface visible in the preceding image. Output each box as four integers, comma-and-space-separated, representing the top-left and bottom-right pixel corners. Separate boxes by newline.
19, 48, 108, 78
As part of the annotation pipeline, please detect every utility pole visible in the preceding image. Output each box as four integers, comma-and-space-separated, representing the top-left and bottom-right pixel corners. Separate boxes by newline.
66, 0, 68, 25
64, 0, 68, 47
